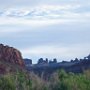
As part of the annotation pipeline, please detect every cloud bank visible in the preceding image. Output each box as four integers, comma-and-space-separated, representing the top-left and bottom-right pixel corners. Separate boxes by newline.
0, 0, 90, 63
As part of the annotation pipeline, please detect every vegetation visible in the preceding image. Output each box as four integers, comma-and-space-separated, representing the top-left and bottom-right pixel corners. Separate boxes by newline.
0, 69, 90, 90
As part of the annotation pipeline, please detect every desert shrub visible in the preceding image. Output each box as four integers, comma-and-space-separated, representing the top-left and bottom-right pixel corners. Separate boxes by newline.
0, 69, 90, 90
0, 75, 15, 90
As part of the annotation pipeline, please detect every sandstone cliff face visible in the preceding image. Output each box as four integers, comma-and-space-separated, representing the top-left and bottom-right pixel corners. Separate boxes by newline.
0, 44, 24, 67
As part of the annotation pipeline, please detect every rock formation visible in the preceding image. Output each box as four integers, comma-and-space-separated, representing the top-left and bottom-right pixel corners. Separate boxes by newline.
0, 44, 24, 67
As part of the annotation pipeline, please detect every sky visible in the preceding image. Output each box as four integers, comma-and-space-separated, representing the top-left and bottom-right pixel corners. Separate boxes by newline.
0, 0, 90, 63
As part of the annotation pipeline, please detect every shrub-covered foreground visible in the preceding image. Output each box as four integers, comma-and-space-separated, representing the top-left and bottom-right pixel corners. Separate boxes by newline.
0, 70, 90, 90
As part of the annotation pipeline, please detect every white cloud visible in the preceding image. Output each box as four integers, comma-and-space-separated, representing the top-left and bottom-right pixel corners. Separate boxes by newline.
1, 15, 89, 28
0, 16, 78, 28
0, 4, 89, 25
1, 4, 80, 17
0, 4, 89, 29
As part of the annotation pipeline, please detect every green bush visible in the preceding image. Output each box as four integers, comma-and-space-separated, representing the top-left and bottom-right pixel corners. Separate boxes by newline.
0, 69, 90, 90
56, 69, 90, 90
0, 75, 15, 90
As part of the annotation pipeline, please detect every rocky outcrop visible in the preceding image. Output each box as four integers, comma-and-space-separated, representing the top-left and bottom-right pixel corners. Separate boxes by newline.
0, 44, 24, 67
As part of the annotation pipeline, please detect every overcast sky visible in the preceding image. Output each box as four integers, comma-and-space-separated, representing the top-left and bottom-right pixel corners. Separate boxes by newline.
0, 0, 90, 63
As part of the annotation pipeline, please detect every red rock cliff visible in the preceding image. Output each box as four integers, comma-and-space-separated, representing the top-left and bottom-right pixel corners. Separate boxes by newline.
0, 44, 24, 67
